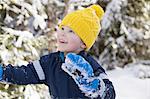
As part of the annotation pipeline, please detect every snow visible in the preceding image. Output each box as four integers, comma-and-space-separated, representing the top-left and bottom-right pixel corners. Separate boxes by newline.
101, 0, 128, 30
9, 0, 48, 30
24, 85, 40, 99
116, 36, 125, 47
107, 67, 150, 99
2, 27, 34, 38
33, 15, 47, 30
54, 0, 65, 7
4, 14, 13, 24
0, 49, 13, 65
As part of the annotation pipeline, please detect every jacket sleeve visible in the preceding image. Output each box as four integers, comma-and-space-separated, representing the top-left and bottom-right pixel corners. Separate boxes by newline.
2, 53, 53, 85
2, 62, 42, 85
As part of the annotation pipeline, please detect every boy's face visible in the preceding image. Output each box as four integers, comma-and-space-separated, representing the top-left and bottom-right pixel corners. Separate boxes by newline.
55, 26, 86, 53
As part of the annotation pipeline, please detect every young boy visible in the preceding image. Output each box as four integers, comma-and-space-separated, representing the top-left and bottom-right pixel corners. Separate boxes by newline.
0, 4, 115, 99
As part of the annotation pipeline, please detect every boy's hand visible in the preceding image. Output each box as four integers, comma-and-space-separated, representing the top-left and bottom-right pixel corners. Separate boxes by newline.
61, 53, 105, 98
62, 53, 94, 77
0, 64, 3, 80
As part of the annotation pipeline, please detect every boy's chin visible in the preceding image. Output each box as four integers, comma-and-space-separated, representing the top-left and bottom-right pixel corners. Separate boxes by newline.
57, 48, 67, 52
57, 48, 74, 53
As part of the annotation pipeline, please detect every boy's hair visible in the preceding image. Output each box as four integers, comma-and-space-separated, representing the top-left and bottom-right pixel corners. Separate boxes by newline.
59, 4, 104, 51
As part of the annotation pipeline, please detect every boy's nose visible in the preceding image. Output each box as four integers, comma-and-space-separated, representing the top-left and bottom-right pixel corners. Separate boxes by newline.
58, 31, 65, 37
59, 30, 65, 36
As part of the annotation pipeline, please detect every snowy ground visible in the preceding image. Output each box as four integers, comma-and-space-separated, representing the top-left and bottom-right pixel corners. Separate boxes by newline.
107, 67, 150, 99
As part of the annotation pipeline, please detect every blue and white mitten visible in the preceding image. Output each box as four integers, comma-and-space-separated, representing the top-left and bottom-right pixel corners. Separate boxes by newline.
0, 64, 3, 80
61, 53, 106, 98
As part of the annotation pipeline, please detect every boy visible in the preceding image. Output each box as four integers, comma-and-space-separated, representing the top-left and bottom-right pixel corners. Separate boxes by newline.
0, 4, 115, 99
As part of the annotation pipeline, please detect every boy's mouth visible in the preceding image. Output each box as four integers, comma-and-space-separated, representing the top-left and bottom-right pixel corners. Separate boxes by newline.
59, 39, 68, 44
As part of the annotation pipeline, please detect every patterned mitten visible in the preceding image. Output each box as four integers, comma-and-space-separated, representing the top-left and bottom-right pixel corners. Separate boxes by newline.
62, 53, 106, 98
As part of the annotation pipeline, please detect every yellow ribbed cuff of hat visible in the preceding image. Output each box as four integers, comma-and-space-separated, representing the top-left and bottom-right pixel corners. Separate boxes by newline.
59, 4, 104, 51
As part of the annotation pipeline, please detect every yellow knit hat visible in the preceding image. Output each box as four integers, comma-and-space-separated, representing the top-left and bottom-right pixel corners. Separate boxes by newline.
59, 4, 104, 50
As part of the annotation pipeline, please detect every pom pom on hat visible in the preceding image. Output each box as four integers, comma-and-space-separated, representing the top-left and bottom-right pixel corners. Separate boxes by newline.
90, 4, 104, 20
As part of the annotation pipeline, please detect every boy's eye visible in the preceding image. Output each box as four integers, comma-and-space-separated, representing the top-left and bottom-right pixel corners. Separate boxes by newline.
61, 27, 64, 30
54, 27, 57, 31
69, 30, 73, 33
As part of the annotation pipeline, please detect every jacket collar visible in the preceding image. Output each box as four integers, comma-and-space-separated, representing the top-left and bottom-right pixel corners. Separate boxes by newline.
58, 50, 86, 62
58, 51, 65, 62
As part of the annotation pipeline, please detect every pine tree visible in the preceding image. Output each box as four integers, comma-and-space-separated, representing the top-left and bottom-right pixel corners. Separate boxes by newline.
90, 0, 150, 69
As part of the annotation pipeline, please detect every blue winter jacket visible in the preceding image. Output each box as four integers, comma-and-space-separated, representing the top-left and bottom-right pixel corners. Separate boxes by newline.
1, 51, 115, 99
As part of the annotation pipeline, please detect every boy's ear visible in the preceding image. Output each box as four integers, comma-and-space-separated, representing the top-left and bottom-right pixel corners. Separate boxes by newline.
81, 43, 87, 49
